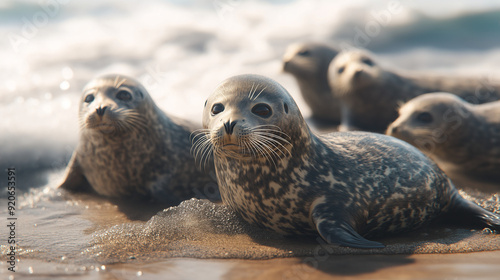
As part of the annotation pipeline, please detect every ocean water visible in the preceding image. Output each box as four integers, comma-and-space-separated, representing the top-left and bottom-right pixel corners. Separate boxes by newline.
3, 0, 500, 183
1, 0, 500, 278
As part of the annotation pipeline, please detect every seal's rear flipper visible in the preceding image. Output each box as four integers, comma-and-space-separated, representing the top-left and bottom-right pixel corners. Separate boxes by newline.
315, 220, 385, 249
449, 192, 500, 231
59, 152, 93, 193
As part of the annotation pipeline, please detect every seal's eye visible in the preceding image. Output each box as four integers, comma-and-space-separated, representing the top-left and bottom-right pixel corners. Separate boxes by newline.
338, 66, 345, 74
361, 57, 374, 66
298, 49, 310, 56
252, 103, 272, 118
416, 112, 433, 123
84, 94, 94, 103
116, 89, 132, 101
211, 103, 224, 115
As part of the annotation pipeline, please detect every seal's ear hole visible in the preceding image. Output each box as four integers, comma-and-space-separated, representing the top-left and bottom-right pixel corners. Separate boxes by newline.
116, 89, 133, 101
415, 112, 433, 124
137, 91, 144, 99
211, 103, 224, 115
284, 103, 289, 114
251, 103, 272, 118
204, 100, 207, 107
338, 66, 345, 74
84, 94, 95, 103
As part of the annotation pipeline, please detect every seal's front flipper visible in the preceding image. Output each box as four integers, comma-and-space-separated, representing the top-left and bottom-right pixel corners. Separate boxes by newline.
59, 152, 93, 193
311, 201, 385, 249
315, 219, 385, 249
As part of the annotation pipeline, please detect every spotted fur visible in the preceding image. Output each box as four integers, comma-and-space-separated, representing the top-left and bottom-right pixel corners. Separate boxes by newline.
388, 92, 500, 180
282, 42, 340, 124
328, 49, 500, 133
60, 74, 218, 204
202, 74, 500, 248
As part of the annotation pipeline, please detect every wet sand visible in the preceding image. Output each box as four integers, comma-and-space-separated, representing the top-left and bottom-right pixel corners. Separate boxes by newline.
1, 164, 499, 279
5, 251, 500, 279
2, 1, 500, 279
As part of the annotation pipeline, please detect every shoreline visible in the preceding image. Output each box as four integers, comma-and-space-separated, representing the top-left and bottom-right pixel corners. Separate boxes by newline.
5, 251, 500, 279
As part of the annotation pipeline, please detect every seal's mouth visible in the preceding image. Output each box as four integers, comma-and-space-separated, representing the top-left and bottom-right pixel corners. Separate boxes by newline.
282, 60, 291, 72
217, 142, 254, 158
94, 123, 115, 130
222, 143, 241, 150
86, 120, 114, 129
82, 108, 146, 134
192, 125, 293, 163
88, 123, 118, 134
83, 117, 122, 134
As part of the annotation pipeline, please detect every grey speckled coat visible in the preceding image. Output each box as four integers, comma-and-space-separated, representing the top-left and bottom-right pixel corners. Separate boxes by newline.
205, 74, 500, 248
60, 75, 218, 205
328, 50, 500, 133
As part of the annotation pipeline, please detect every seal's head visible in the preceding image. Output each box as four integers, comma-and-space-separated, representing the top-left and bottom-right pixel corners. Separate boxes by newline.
328, 50, 383, 93
387, 92, 475, 160
79, 74, 151, 135
282, 42, 341, 124
282, 42, 338, 78
197, 74, 309, 165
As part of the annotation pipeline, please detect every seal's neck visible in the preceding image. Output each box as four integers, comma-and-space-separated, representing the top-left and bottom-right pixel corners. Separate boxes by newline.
296, 75, 331, 97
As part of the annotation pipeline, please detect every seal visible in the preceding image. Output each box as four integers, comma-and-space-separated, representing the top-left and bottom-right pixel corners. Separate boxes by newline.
328, 49, 500, 133
196, 74, 500, 248
282, 42, 340, 125
59, 74, 219, 204
387, 92, 500, 180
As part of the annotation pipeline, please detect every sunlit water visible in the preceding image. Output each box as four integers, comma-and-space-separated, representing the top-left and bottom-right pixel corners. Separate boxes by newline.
1, 0, 500, 278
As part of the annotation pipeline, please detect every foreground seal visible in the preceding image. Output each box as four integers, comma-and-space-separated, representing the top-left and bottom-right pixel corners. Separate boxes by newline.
197, 74, 500, 248
59, 74, 218, 204
283, 42, 340, 125
387, 92, 500, 180
328, 49, 500, 133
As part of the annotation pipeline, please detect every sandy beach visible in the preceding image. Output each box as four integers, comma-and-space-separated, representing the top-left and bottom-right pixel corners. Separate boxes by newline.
1, 169, 499, 279
3, 251, 500, 279
1, 1, 500, 279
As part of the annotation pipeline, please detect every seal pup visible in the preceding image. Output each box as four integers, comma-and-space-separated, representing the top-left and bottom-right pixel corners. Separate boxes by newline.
195, 74, 500, 249
283, 42, 340, 125
387, 92, 500, 180
59, 74, 218, 204
328, 49, 500, 133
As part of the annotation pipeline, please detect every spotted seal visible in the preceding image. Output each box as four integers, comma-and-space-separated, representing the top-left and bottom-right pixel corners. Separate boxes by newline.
328, 49, 500, 133
59, 74, 218, 204
195, 74, 500, 248
387, 92, 500, 180
282, 42, 340, 125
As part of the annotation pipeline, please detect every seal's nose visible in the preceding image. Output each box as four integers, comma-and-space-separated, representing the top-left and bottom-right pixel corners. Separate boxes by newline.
353, 69, 363, 79
224, 120, 237, 135
387, 125, 398, 135
96, 106, 108, 117
282, 60, 290, 72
